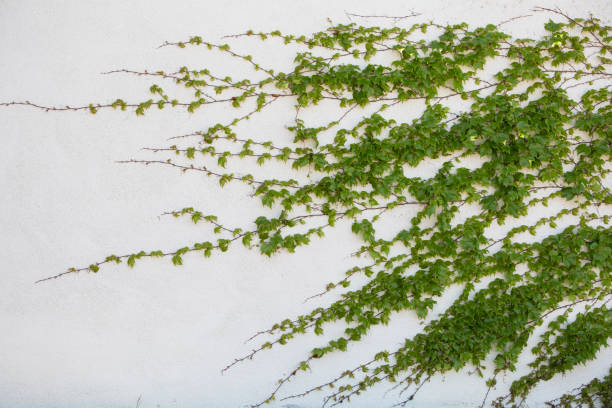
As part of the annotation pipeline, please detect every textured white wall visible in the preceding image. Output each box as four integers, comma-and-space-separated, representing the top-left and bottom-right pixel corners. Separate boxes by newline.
0, 1, 610, 407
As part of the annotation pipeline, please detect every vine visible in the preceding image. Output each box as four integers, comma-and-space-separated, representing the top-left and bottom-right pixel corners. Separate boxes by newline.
3, 7, 611, 407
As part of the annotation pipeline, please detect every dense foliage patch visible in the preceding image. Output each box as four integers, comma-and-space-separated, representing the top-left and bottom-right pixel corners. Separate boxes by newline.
4, 7, 610, 407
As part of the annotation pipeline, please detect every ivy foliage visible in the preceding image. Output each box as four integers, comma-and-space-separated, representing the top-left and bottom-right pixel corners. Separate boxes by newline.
4, 7, 611, 408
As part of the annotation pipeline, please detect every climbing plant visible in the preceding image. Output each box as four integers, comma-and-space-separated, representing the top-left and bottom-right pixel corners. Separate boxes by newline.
3, 7, 611, 408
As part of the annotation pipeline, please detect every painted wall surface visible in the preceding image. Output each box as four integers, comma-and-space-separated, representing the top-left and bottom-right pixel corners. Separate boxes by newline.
0, 1, 610, 407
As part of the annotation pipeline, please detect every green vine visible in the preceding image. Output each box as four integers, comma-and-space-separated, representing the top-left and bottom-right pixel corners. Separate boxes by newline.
3, 7, 611, 407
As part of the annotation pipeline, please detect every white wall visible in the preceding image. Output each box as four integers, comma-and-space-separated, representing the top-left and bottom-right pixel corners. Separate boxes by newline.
0, 1, 610, 407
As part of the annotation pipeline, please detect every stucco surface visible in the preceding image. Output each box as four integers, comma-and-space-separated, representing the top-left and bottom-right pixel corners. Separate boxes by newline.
0, 1, 610, 407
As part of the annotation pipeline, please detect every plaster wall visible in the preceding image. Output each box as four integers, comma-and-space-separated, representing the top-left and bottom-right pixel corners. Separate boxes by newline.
0, 1, 610, 407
